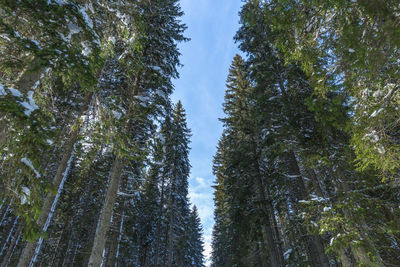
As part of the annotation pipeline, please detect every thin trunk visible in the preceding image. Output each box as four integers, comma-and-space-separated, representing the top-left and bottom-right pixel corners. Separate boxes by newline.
0, 198, 13, 226
257, 223, 269, 267
154, 173, 166, 266
339, 248, 355, 267
114, 202, 126, 267
17, 93, 92, 267
0, 224, 21, 267
48, 227, 65, 267
0, 216, 19, 256
167, 185, 175, 267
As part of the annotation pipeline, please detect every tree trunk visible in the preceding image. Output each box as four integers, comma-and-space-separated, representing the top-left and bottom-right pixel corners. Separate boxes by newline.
105, 200, 125, 267
17, 93, 93, 267
167, 185, 175, 267
255, 177, 285, 267
249, 137, 284, 266
88, 156, 124, 267
154, 173, 166, 266
0, 224, 21, 267
287, 151, 330, 267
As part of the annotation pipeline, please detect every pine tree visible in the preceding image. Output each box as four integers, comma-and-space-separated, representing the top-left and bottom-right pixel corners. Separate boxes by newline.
163, 101, 192, 267
187, 206, 205, 267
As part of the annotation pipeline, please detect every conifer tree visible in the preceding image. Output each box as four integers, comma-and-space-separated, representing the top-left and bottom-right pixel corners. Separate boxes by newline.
187, 206, 205, 267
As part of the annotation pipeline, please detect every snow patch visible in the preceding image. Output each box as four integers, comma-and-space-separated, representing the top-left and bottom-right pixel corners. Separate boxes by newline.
21, 157, 40, 178
285, 174, 300, 178
21, 91, 39, 116
373, 90, 384, 99
0, 84, 6, 95
81, 41, 92, 56
8, 87, 23, 97
155, 89, 168, 100
284, 249, 292, 260
371, 108, 383, 118
108, 36, 116, 45
49, 0, 65, 5
14, 31, 22, 38
323, 206, 332, 212
364, 130, 379, 143
376, 145, 385, 154
113, 110, 122, 119
135, 95, 151, 102
63, 22, 82, 43
20, 187, 31, 205
79, 5, 94, 29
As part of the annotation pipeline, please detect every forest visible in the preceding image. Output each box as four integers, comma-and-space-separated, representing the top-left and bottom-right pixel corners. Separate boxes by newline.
0, 0, 399, 267
0, 0, 204, 266
212, 1, 400, 267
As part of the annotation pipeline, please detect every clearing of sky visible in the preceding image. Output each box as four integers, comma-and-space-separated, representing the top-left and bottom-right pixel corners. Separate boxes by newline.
172, 0, 244, 264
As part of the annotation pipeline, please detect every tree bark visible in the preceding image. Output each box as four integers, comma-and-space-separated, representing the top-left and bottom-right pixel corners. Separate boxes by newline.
88, 156, 124, 267
105, 200, 125, 267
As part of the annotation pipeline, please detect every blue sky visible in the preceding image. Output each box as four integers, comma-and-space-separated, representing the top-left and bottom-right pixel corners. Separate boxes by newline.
171, 0, 243, 264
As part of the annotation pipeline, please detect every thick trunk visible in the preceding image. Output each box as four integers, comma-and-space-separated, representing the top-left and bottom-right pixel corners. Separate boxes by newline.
88, 156, 124, 267
287, 151, 330, 267
17, 93, 92, 267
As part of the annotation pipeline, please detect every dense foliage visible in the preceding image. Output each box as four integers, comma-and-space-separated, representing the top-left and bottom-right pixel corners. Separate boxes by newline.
0, 1, 204, 266
212, 1, 400, 266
